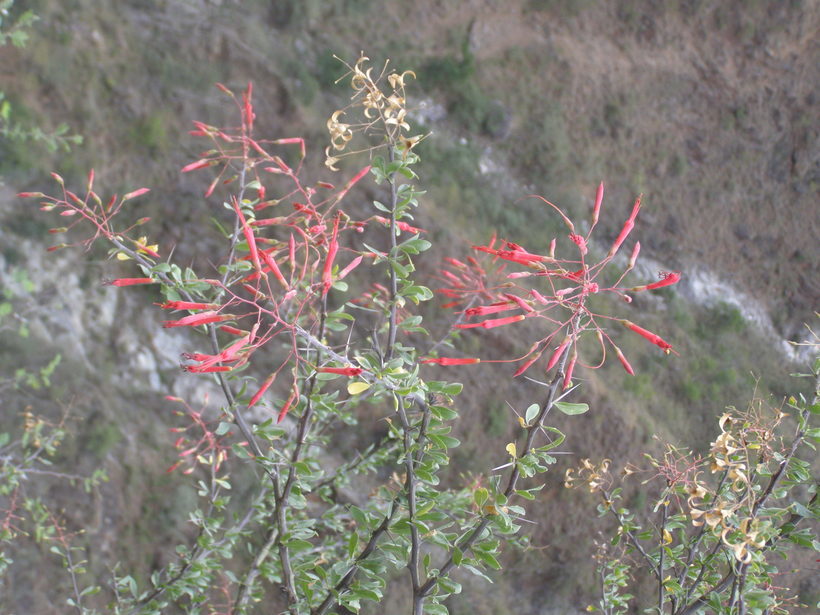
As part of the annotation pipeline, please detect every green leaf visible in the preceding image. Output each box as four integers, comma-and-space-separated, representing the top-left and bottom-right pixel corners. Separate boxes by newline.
349, 506, 368, 529
524, 403, 540, 425
474, 549, 502, 570
347, 530, 358, 558
554, 401, 589, 415
441, 382, 463, 396
452, 547, 463, 566
474, 487, 489, 509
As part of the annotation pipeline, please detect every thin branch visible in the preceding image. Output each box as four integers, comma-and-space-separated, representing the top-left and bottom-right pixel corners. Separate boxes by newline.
396, 396, 421, 595
385, 147, 400, 362
658, 496, 668, 611
272, 295, 330, 609
234, 525, 279, 612
602, 495, 661, 582
312, 498, 400, 615
417, 347, 571, 598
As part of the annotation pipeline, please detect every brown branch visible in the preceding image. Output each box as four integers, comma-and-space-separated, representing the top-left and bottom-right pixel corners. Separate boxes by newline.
417, 347, 571, 598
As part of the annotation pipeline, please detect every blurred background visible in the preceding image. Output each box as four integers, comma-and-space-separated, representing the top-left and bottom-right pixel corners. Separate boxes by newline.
0, 0, 817, 612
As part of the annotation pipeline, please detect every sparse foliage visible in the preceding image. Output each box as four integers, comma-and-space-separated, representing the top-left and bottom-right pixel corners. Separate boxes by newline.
6, 53, 817, 615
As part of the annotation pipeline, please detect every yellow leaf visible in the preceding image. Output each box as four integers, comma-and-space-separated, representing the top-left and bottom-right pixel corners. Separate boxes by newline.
663, 529, 673, 544
505, 442, 517, 459
116, 252, 132, 261
347, 381, 371, 395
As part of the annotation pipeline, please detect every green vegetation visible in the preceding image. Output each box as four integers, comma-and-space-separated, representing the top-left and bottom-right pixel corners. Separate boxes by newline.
1, 2, 816, 613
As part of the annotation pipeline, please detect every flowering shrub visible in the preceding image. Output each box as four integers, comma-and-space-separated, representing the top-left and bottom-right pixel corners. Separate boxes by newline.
566, 374, 818, 614
9, 54, 817, 615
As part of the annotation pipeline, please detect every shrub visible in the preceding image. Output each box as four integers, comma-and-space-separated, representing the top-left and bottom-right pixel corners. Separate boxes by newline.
8, 53, 817, 615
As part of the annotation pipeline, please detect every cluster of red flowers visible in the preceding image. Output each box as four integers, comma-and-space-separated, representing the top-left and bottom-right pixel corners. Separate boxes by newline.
22, 82, 437, 426
425, 184, 681, 385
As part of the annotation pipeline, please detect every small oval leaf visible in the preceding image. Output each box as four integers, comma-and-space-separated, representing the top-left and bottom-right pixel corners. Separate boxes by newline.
554, 401, 589, 415
347, 381, 371, 395
555, 401, 589, 415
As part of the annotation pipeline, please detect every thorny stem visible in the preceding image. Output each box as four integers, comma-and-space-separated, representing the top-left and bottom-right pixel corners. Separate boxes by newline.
658, 494, 668, 611
677, 537, 723, 614
396, 396, 422, 592
385, 147, 400, 362
273, 294, 329, 610
417, 346, 571, 598
676, 469, 729, 587
603, 490, 661, 582
313, 437, 395, 493
55, 520, 84, 615
126, 487, 266, 614
234, 525, 279, 612
312, 498, 400, 615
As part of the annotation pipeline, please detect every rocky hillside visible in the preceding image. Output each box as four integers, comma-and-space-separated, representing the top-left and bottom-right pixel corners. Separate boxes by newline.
0, 1, 817, 613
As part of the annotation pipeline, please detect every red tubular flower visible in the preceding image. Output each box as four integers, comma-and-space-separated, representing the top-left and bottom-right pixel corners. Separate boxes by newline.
474, 245, 548, 266
106, 278, 156, 287
614, 346, 635, 376
372, 216, 426, 234
182, 331, 252, 373
608, 196, 641, 258
465, 302, 516, 317
338, 255, 363, 280
621, 319, 673, 353
546, 337, 571, 372
260, 249, 289, 288
163, 311, 236, 328
233, 198, 261, 273
181, 159, 212, 173
504, 293, 535, 313
243, 82, 254, 132
334, 164, 372, 202
322, 216, 340, 295
513, 351, 543, 377
563, 353, 577, 390
591, 181, 604, 227
122, 188, 151, 201
184, 364, 233, 373
628, 241, 641, 269
456, 314, 526, 329
420, 357, 480, 365
278, 388, 298, 423
631, 271, 682, 292
317, 366, 363, 376
248, 372, 276, 408
159, 301, 219, 310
